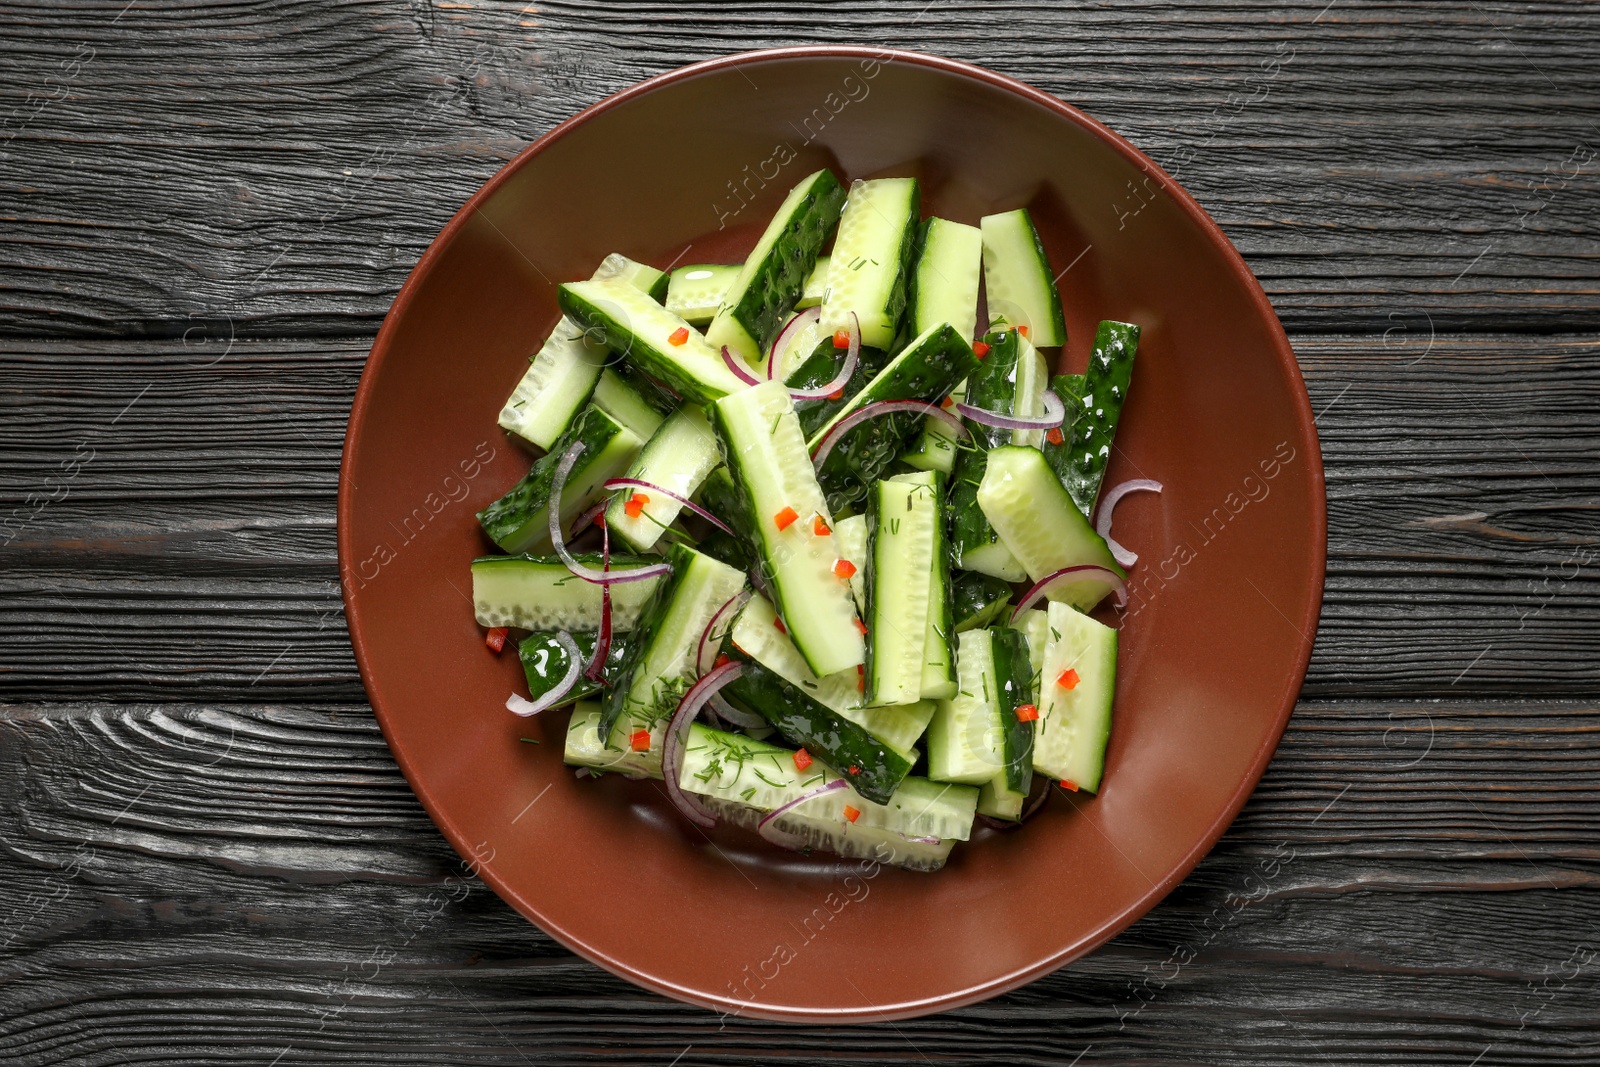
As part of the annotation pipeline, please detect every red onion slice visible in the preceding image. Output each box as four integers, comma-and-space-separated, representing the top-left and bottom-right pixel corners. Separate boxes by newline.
710, 693, 766, 730
505, 630, 581, 717
585, 521, 613, 683
603, 478, 735, 537
569, 499, 606, 538
768, 306, 821, 380
1094, 479, 1164, 568
662, 660, 746, 828
696, 590, 753, 677
757, 778, 850, 851
788, 312, 858, 401
549, 442, 672, 586
811, 400, 967, 469
720, 345, 762, 387
1012, 564, 1128, 619
955, 389, 1065, 432
695, 591, 765, 729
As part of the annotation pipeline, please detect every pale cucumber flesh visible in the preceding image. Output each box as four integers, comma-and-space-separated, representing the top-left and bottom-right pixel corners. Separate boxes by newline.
865, 478, 937, 707
711, 381, 864, 678
1033, 601, 1118, 792
926, 629, 1005, 784
604, 406, 720, 552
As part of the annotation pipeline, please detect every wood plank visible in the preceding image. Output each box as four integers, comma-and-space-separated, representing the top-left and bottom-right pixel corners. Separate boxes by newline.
0, 0, 1596, 337
0, 698, 1595, 1063
2, 334, 1595, 700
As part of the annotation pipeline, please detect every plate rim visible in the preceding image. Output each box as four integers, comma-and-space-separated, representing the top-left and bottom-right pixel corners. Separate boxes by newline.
337, 44, 1328, 1022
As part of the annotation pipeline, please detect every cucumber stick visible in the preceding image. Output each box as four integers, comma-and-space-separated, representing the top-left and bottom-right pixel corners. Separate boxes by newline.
598, 544, 748, 760
476, 407, 642, 554
887, 470, 956, 701
679, 722, 976, 840
819, 177, 920, 349
947, 329, 1030, 581
1063, 320, 1141, 515
603, 406, 720, 552
496, 319, 607, 452
518, 630, 629, 707
864, 476, 938, 706
832, 513, 869, 612
710, 380, 864, 678
699, 795, 957, 872
706, 168, 845, 365
565, 703, 658, 778
976, 626, 1035, 822
666, 264, 739, 325
926, 627, 1034, 815
730, 596, 932, 761
560, 278, 755, 404
952, 570, 1014, 634
901, 380, 965, 474
809, 321, 979, 511
1013, 607, 1050, 693
926, 629, 1004, 784
590, 366, 670, 441
1009, 331, 1051, 450
795, 255, 831, 310
723, 657, 912, 805
594, 252, 669, 303
1034, 601, 1118, 792
905, 217, 983, 344
471, 554, 663, 631
497, 254, 664, 450
977, 445, 1125, 610
981, 208, 1066, 346
1040, 371, 1088, 491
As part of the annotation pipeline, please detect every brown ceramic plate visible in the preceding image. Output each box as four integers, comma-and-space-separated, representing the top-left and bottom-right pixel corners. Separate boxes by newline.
339, 47, 1325, 1022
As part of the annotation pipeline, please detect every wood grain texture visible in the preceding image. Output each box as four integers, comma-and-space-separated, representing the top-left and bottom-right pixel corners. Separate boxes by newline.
2, 0, 1597, 1060
2, 334, 1596, 701
0, 698, 1595, 1066
0, 0, 1596, 338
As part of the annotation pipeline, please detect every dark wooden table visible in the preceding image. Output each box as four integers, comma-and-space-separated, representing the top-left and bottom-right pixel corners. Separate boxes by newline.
3, 2, 1597, 1063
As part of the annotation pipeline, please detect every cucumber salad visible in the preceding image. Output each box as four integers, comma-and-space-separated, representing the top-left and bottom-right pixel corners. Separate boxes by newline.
470, 168, 1158, 872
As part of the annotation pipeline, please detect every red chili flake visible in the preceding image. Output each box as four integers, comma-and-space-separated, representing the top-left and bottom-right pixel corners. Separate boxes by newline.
827, 388, 844, 400
1057, 668, 1080, 690
856, 663, 865, 691
1017, 325, 1030, 338
972, 341, 990, 359
484, 627, 508, 653
940, 396, 955, 409
774, 506, 799, 531
1046, 427, 1065, 446
630, 729, 651, 752
715, 653, 732, 669
623, 492, 649, 518
592, 510, 607, 528
843, 805, 861, 823
847, 764, 861, 775
1060, 779, 1079, 792
668, 326, 690, 347
813, 515, 831, 536
832, 558, 857, 580
1015, 703, 1040, 723
832, 328, 851, 349
793, 748, 813, 772
854, 618, 868, 635
773, 616, 787, 635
